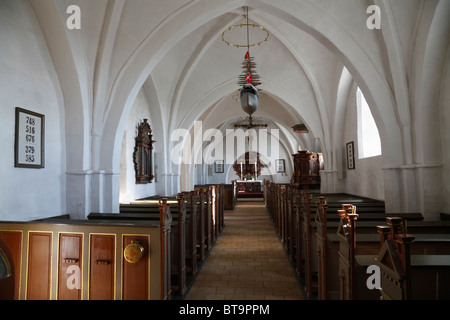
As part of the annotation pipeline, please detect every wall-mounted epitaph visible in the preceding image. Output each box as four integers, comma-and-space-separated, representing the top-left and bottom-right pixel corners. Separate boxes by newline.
15, 107, 45, 168
346, 141, 355, 170
133, 119, 155, 184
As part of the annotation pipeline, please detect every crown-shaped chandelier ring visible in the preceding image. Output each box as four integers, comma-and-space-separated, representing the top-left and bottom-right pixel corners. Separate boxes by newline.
221, 23, 269, 48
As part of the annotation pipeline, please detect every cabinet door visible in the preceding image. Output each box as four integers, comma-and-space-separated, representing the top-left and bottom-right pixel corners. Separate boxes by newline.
58, 233, 82, 300
122, 235, 149, 300
27, 232, 52, 300
89, 234, 115, 300
0, 231, 22, 299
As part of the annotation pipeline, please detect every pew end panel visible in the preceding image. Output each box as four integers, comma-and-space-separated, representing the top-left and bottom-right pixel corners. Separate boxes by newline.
375, 222, 450, 300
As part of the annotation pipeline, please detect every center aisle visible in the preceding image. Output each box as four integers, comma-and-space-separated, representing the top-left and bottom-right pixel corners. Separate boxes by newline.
185, 198, 304, 300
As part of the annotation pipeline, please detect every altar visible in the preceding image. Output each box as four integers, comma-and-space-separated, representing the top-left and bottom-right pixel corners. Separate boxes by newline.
236, 180, 264, 197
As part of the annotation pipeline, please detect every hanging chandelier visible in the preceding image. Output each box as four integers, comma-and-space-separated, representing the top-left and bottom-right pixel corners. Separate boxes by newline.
222, 7, 269, 129
221, 9, 269, 50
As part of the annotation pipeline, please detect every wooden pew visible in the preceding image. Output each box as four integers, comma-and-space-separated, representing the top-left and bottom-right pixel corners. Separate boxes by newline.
195, 185, 214, 253
375, 217, 450, 300
336, 205, 380, 300
141, 191, 207, 266
336, 212, 450, 300
264, 181, 450, 300
180, 191, 200, 276
301, 191, 315, 299
309, 195, 426, 299
127, 198, 187, 297
293, 187, 304, 280
0, 204, 172, 300
224, 182, 237, 210
264, 180, 313, 298
194, 184, 225, 249
315, 201, 450, 300
132, 193, 199, 277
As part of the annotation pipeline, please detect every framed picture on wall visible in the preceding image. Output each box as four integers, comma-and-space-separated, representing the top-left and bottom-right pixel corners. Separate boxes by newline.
275, 159, 285, 173
215, 160, 224, 173
14, 107, 45, 168
346, 141, 355, 170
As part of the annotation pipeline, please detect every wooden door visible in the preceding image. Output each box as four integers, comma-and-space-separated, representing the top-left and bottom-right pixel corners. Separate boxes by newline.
27, 232, 52, 300
58, 233, 82, 300
89, 234, 115, 300
0, 231, 22, 299
122, 235, 149, 300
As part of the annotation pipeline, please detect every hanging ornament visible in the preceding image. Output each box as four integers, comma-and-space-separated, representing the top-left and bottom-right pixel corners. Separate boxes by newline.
240, 83, 259, 116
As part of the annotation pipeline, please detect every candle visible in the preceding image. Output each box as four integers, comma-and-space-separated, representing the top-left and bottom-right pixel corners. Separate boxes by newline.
240, 162, 243, 180
255, 161, 257, 179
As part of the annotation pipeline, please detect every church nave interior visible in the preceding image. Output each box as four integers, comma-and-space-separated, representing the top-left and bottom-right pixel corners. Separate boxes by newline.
0, 0, 449, 302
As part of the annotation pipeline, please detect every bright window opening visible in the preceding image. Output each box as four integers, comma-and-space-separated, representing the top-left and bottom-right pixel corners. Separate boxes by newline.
357, 87, 381, 158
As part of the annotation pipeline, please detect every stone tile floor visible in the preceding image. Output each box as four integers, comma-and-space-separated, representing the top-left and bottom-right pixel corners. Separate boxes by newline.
185, 198, 304, 300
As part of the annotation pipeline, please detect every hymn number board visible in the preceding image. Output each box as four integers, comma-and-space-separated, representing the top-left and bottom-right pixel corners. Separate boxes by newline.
15, 107, 45, 168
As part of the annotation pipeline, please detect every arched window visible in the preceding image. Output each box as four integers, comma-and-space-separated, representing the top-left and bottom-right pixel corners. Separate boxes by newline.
357, 87, 381, 158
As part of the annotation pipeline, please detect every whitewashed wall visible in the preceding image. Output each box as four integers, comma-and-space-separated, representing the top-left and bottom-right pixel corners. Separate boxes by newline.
342, 87, 384, 201
0, 1, 66, 221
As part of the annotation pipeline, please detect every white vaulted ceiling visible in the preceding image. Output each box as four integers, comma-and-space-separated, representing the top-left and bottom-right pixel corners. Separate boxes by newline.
27, 0, 450, 185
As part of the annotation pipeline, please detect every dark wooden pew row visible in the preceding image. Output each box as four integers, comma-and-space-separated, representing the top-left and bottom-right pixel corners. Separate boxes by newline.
180, 191, 200, 275
194, 184, 225, 241
138, 190, 208, 263
301, 192, 424, 298
264, 180, 314, 298
110, 186, 224, 298
197, 187, 214, 254
264, 180, 450, 300
0, 204, 172, 300
314, 200, 450, 300
375, 217, 450, 300
265, 181, 376, 298
265, 180, 388, 299
224, 181, 237, 210
130, 192, 201, 280
334, 208, 450, 300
